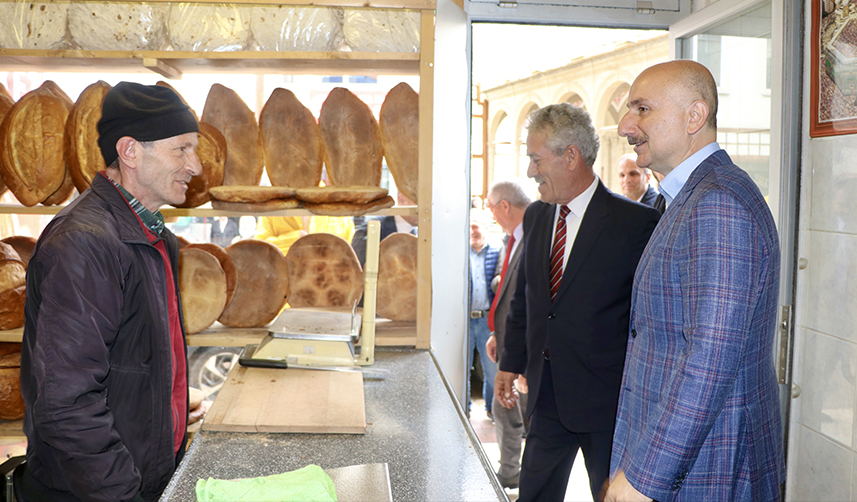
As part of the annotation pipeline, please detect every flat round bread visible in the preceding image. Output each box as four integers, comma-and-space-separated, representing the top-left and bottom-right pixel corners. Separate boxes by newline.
295, 185, 387, 204
318, 87, 383, 187
187, 243, 237, 309
174, 122, 226, 208
0, 342, 21, 359
0, 366, 24, 420
169, 3, 251, 51
0, 81, 72, 206
251, 5, 343, 52
202, 84, 264, 187
376, 233, 418, 321
304, 195, 394, 216
380, 82, 419, 204
260, 88, 324, 188
286, 234, 363, 308
210, 198, 301, 213
0, 2, 68, 50
0, 87, 11, 198
65, 81, 111, 193
0, 284, 25, 330
219, 239, 289, 328
69, 2, 168, 51
176, 236, 191, 249
179, 248, 227, 334
1, 236, 36, 269
209, 185, 297, 203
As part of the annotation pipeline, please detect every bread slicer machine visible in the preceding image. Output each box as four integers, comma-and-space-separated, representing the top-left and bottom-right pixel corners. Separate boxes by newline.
238, 220, 384, 373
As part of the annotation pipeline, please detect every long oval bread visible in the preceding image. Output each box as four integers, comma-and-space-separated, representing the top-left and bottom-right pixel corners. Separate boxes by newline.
285, 233, 363, 308
260, 88, 324, 188
219, 239, 289, 328
202, 83, 264, 186
376, 233, 418, 321
65, 80, 111, 193
178, 248, 227, 334
379, 82, 419, 203
318, 87, 383, 187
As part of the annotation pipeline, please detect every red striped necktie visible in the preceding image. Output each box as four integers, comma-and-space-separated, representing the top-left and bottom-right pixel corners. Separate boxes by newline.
487, 233, 515, 332
549, 205, 571, 302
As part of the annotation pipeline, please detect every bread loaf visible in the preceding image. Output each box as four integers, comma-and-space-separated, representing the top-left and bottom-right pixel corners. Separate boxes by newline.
0, 284, 26, 331
376, 233, 418, 321
0, 81, 73, 206
260, 88, 324, 189
219, 239, 289, 328
294, 186, 387, 204
286, 234, 363, 308
202, 84, 264, 187
380, 82, 419, 203
0, 242, 25, 292
303, 195, 394, 216
179, 248, 227, 334
173, 122, 225, 208
0, 346, 24, 420
168, 3, 251, 52
210, 199, 301, 212
0, 84, 15, 198
319, 88, 383, 187
208, 185, 297, 203
1, 236, 36, 269
187, 243, 237, 309
65, 81, 111, 192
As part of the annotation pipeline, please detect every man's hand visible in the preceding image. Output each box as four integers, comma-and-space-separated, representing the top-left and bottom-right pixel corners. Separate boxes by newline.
486, 335, 497, 363
515, 375, 528, 394
494, 370, 519, 409
603, 471, 652, 502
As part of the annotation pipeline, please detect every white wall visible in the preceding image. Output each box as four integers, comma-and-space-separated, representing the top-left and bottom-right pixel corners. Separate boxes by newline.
787, 2, 857, 500
430, 0, 471, 407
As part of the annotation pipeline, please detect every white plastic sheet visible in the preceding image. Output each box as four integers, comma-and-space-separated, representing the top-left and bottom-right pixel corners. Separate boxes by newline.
343, 9, 420, 53
251, 6, 344, 52
0, 2, 69, 50
168, 3, 252, 52
69, 2, 168, 51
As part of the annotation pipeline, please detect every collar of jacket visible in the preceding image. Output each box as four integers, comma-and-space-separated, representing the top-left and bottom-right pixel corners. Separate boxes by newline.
89, 173, 168, 246
670, 149, 730, 209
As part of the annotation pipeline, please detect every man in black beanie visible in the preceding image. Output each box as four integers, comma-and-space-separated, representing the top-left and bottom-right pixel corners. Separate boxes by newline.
19, 82, 200, 502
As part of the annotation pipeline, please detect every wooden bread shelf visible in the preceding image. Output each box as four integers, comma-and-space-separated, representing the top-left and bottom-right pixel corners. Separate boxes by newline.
0, 49, 421, 78
0, 319, 417, 347
0, 203, 418, 218
0, 0, 435, 8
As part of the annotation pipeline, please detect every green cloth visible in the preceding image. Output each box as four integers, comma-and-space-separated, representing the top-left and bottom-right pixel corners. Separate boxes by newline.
195, 464, 338, 502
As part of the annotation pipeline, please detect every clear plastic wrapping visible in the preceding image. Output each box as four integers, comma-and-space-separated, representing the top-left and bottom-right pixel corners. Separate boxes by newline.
251, 5, 344, 52
343, 9, 420, 53
168, 3, 252, 52
0, 2, 69, 50
68, 2, 168, 51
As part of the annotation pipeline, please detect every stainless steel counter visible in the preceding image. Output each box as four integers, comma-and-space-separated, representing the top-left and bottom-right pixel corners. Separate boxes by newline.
160, 348, 508, 501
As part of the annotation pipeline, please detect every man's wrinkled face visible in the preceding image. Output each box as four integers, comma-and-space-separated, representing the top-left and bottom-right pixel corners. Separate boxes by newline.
617, 159, 650, 201
470, 219, 487, 251
137, 132, 201, 210
526, 131, 574, 205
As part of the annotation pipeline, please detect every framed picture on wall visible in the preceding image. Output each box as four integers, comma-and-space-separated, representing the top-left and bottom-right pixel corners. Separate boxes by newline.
811, 0, 857, 137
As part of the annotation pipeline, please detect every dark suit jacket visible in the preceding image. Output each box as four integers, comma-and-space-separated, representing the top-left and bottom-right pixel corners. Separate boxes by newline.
491, 234, 523, 356
500, 180, 659, 432
640, 185, 659, 208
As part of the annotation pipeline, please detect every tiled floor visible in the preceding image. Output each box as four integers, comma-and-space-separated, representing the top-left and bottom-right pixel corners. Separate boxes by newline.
469, 397, 595, 502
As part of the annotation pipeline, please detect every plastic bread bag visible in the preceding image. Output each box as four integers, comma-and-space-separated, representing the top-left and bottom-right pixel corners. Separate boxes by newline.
0, 2, 69, 50
343, 8, 420, 53
168, 3, 252, 52
252, 5, 344, 52
68, 2, 168, 51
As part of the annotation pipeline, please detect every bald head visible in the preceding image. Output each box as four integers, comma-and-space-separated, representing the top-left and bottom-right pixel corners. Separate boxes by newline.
642, 60, 718, 131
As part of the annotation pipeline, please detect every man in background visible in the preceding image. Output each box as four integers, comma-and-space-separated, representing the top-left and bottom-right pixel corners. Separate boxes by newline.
495, 103, 659, 502
605, 60, 783, 502
617, 153, 659, 208
20, 82, 200, 502
469, 210, 500, 417
485, 179, 531, 490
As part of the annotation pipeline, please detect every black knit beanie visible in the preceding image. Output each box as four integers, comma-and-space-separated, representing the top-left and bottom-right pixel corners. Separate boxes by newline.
97, 82, 198, 166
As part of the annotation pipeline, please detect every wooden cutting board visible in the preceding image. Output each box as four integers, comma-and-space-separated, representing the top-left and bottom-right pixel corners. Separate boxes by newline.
203, 365, 366, 434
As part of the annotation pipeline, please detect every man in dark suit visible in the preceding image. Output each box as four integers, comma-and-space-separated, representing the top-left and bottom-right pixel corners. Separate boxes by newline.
484, 179, 531, 490
617, 153, 659, 209
495, 103, 660, 502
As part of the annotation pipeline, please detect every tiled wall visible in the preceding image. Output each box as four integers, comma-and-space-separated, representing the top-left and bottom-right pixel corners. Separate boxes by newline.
790, 135, 857, 500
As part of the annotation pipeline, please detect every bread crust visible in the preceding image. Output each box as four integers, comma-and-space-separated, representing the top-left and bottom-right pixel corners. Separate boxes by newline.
202, 84, 264, 186
303, 195, 394, 216
208, 185, 297, 203
294, 185, 387, 204
65, 80, 111, 193
219, 239, 289, 328
260, 88, 324, 188
1, 236, 37, 269
285, 233, 363, 308
376, 233, 418, 321
379, 82, 419, 203
0, 81, 73, 206
318, 87, 383, 187
187, 242, 237, 309
179, 248, 228, 334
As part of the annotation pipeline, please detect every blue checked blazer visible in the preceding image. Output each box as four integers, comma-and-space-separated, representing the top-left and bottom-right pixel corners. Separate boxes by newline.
610, 150, 784, 502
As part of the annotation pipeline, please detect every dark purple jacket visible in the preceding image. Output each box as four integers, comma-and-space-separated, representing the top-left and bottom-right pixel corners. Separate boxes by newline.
20, 174, 187, 502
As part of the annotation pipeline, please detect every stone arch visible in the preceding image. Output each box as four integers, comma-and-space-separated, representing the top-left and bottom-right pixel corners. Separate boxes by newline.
594, 80, 634, 191
514, 102, 540, 178
555, 90, 589, 111
488, 108, 514, 183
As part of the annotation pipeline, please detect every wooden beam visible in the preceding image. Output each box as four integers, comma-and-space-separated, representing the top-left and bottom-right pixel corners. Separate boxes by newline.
416, 8, 434, 350
143, 57, 182, 79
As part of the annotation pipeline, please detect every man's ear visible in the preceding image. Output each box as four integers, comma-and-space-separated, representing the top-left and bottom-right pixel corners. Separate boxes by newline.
565, 144, 579, 167
687, 100, 709, 136
115, 136, 139, 169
